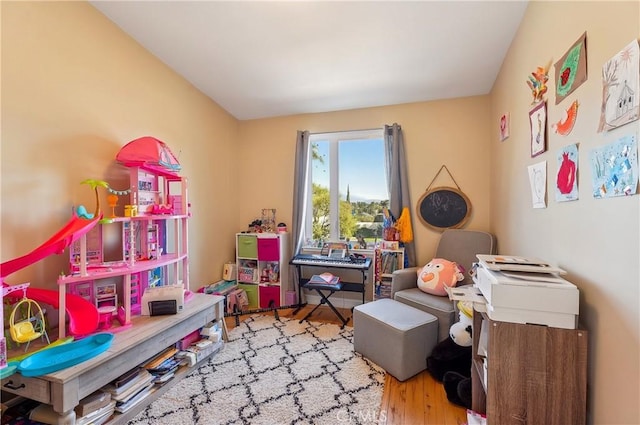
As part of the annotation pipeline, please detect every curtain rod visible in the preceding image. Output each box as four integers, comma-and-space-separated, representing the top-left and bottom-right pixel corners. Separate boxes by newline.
310, 127, 384, 136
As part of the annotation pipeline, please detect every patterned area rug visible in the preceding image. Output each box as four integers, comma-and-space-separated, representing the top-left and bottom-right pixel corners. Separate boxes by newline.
129, 315, 385, 425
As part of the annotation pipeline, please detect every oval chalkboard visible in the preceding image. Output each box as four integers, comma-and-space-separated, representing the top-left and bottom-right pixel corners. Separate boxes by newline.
416, 186, 472, 231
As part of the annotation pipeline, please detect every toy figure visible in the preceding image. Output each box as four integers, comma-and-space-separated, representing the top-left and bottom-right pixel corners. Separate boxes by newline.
426, 302, 474, 409
416, 258, 465, 296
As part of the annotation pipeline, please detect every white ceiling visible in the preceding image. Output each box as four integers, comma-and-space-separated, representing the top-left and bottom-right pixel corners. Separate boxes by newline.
91, 1, 528, 120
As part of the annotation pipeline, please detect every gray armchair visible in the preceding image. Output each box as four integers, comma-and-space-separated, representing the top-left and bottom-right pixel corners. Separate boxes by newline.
390, 229, 496, 341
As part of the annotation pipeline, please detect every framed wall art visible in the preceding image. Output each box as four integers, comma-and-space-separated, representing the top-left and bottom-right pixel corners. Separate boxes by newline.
530, 101, 547, 157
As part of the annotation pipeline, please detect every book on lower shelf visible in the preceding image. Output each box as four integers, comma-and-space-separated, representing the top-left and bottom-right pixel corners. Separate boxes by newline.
375, 281, 392, 299
73, 389, 112, 418
103, 369, 154, 403
28, 401, 116, 425
75, 401, 116, 425
114, 383, 154, 413
308, 273, 340, 285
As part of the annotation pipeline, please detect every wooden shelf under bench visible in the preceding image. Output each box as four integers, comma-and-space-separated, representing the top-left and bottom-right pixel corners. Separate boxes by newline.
1, 293, 224, 425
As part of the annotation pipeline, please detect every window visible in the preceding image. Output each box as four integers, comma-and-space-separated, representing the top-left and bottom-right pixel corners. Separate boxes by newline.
304, 129, 389, 247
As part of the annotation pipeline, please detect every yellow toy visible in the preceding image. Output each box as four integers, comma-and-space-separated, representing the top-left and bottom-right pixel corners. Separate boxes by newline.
9, 296, 49, 350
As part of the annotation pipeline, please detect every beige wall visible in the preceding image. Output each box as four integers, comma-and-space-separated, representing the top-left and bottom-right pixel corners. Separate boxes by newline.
237, 97, 493, 264
1, 2, 239, 288
2, 1, 639, 424
490, 2, 639, 424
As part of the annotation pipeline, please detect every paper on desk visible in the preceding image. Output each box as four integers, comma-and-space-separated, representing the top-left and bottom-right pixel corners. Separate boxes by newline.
501, 271, 568, 284
477, 254, 567, 274
445, 285, 487, 304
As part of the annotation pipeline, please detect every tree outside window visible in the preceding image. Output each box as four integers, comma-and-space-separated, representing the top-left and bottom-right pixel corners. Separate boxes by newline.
306, 130, 388, 246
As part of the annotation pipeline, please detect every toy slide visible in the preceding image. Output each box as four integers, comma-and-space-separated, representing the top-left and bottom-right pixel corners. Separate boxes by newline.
1, 214, 101, 278
24, 288, 99, 336
1, 213, 102, 336
3, 285, 99, 336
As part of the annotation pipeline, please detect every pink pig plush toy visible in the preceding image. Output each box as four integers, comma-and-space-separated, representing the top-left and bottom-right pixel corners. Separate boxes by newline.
417, 258, 465, 296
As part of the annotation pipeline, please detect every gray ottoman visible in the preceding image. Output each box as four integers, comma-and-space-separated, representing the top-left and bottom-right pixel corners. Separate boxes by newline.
353, 298, 438, 381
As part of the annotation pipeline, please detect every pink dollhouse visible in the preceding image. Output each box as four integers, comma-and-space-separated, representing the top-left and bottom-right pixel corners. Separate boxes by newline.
59, 137, 190, 337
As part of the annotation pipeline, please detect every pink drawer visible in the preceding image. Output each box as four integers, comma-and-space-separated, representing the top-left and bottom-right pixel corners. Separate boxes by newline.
259, 285, 280, 309
257, 237, 279, 261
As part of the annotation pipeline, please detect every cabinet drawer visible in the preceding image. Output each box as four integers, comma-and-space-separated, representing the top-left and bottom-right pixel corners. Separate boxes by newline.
238, 283, 259, 309
257, 237, 279, 261
259, 285, 280, 309
237, 235, 258, 258
1, 374, 50, 403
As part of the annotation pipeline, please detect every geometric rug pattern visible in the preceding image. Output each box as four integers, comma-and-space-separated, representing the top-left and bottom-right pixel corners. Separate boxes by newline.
128, 314, 385, 424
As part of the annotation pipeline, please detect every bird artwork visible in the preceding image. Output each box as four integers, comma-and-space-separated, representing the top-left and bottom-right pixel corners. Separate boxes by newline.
553, 100, 580, 136
527, 62, 551, 104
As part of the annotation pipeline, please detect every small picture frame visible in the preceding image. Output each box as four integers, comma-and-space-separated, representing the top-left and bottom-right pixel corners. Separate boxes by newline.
529, 101, 547, 157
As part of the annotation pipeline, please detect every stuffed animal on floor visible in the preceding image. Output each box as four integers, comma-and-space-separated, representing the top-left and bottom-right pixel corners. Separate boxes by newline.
426, 301, 474, 409
416, 258, 465, 296
443, 370, 472, 410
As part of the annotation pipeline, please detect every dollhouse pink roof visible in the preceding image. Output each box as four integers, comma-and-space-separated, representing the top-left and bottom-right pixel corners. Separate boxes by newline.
116, 137, 181, 175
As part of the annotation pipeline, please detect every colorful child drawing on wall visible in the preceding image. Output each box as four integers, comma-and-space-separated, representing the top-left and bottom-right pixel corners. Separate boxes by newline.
528, 161, 547, 209
598, 39, 640, 132
589, 135, 638, 198
554, 32, 588, 105
499, 113, 510, 141
527, 63, 550, 104
556, 144, 579, 202
553, 100, 579, 136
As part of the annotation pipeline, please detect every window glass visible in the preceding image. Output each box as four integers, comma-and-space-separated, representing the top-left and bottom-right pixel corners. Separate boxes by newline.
306, 129, 388, 248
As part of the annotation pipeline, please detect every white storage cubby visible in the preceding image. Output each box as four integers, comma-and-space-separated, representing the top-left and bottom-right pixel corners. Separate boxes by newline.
235, 232, 290, 310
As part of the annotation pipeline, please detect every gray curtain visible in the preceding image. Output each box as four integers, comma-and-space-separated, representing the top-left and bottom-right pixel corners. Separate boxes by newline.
292, 130, 310, 256
384, 123, 416, 267
291, 130, 310, 299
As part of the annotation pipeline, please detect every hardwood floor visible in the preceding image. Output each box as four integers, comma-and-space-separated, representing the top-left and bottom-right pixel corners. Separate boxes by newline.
224, 305, 468, 425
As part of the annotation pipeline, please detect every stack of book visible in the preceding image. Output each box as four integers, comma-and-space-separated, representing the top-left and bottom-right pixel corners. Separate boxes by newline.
307, 272, 340, 286
143, 347, 185, 384
183, 339, 224, 364
380, 251, 400, 274
74, 390, 115, 425
375, 281, 392, 299
102, 368, 155, 414
75, 401, 116, 425
28, 390, 116, 425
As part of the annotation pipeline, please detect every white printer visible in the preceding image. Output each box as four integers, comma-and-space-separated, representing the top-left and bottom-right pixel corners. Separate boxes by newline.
473, 255, 579, 329
141, 284, 185, 316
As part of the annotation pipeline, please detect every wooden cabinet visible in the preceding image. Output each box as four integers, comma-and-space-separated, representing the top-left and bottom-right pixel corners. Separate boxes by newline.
471, 305, 588, 424
235, 232, 289, 310
374, 247, 404, 300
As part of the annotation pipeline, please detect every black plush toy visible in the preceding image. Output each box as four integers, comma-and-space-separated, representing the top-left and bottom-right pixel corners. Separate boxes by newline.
426, 302, 474, 409
426, 336, 471, 382
443, 371, 472, 410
